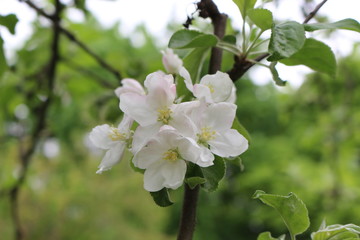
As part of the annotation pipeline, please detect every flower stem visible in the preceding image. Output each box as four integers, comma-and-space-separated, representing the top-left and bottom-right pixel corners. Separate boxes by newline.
177, 185, 200, 240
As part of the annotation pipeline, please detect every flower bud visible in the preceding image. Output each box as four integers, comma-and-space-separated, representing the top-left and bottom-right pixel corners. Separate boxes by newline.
161, 48, 183, 74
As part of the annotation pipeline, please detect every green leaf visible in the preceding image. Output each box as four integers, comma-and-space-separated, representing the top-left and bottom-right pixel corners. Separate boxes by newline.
168, 29, 218, 49
201, 156, 226, 192
185, 177, 207, 189
304, 18, 360, 33
232, 116, 251, 143
223, 35, 237, 45
268, 21, 306, 61
280, 38, 336, 76
0, 14, 19, 35
232, 0, 257, 19
183, 47, 210, 83
311, 224, 360, 240
150, 188, 174, 207
257, 232, 286, 240
253, 190, 310, 238
248, 8, 273, 31
269, 62, 286, 86
0, 37, 7, 77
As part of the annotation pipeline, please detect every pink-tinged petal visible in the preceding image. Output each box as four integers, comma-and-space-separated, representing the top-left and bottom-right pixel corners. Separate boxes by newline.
115, 78, 145, 97
131, 123, 162, 154
208, 129, 249, 157
161, 48, 183, 74
89, 124, 114, 149
144, 161, 165, 192
199, 71, 234, 102
169, 109, 197, 139
203, 102, 237, 131
193, 84, 213, 103
144, 71, 174, 92
120, 92, 157, 126
161, 160, 186, 190
196, 146, 215, 167
147, 86, 175, 110
96, 142, 125, 174
132, 138, 168, 169
179, 67, 193, 92
176, 137, 201, 163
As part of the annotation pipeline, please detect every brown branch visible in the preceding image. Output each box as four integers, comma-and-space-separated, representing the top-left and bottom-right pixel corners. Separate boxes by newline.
227, 0, 329, 82
20, 0, 122, 81
7, 1, 62, 239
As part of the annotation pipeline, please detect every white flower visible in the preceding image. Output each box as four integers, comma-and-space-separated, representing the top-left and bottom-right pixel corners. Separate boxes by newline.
162, 48, 183, 74
188, 100, 248, 159
132, 127, 201, 192
179, 67, 236, 103
89, 115, 133, 174
115, 78, 145, 98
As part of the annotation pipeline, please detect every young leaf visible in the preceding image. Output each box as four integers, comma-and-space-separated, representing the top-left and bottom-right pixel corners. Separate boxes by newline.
268, 21, 305, 61
232, 0, 257, 19
257, 232, 286, 240
185, 177, 207, 189
253, 190, 310, 238
168, 29, 218, 49
248, 8, 273, 31
0, 14, 19, 35
232, 116, 251, 143
304, 18, 360, 33
311, 224, 360, 240
0, 37, 7, 77
201, 156, 226, 192
269, 62, 286, 86
280, 38, 336, 76
183, 47, 210, 83
150, 188, 174, 207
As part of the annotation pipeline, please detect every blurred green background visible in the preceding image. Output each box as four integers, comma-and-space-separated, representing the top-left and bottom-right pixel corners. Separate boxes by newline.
1, 0, 360, 239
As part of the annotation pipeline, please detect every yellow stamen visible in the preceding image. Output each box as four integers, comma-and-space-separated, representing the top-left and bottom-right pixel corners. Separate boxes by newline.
108, 127, 127, 141
198, 126, 216, 144
163, 149, 179, 162
206, 84, 215, 93
157, 107, 172, 124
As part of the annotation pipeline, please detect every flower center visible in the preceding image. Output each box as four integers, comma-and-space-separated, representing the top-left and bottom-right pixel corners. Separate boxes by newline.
157, 107, 172, 124
197, 126, 216, 144
163, 149, 179, 162
206, 84, 215, 93
108, 127, 127, 141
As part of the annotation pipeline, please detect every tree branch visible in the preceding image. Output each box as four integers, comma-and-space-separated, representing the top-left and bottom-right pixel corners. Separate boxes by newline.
227, 0, 329, 81
20, 0, 122, 81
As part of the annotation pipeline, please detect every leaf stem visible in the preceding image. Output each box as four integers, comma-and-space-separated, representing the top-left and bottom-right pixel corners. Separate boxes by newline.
244, 30, 264, 57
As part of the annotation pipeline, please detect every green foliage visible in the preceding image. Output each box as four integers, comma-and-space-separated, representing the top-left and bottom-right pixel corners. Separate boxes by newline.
248, 8, 273, 31
311, 224, 360, 240
268, 21, 306, 61
182, 47, 210, 83
0, 14, 19, 34
0, 37, 6, 77
232, 0, 257, 19
258, 232, 285, 240
304, 18, 360, 33
201, 157, 226, 192
185, 177, 207, 189
168, 29, 218, 49
280, 38, 336, 76
232, 116, 252, 143
150, 188, 174, 207
269, 62, 286, 86
253, 191, 310, 239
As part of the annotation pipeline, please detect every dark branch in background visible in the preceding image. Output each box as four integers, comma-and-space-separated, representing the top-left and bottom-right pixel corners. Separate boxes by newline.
20, 0, 122, 81
197, 0, 228, 74
227, 0, 329, 82
5, 1, 62, 240
177, 1, 227, 240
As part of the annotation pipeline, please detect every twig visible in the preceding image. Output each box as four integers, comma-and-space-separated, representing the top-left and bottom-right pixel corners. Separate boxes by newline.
20, 0, 122, 81
227, 0, 329, 81
7, 1, 62, 239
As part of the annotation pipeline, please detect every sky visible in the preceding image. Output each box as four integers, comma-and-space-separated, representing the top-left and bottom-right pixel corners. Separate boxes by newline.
0, 0, 360, 87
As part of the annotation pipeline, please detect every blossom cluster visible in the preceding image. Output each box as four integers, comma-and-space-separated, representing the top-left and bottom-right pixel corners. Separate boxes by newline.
89, 49, 248, 192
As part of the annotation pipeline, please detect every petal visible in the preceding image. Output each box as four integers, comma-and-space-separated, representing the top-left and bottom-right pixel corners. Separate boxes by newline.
161, 160, 186, 190
176, 137, 201, 163
144, 161, 166, 192
144, 71, 174, 92
132, 138, 168, 169
225, 85, 237, 103
196, 146, 215, 167
117, 114, 133, 135
169, 108, 197, 139
203, 102, 236, 131
147, 86, 175, 110
199, 71, 234, 102
114, 78, 145, 97
120, 92, 157, 126
89, 124, 114, 149
179, 67, 193, 92
96, 142, 125, 174
131, 123, 162, 154
208, 129, 249, 157
161, 48, 183, 74
193, 84, 213, 103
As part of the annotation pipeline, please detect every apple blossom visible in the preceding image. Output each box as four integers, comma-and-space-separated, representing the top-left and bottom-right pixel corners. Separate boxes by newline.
161, 48, 183, 74
132, 127, 201, 192
114, 78, 145, 97
89, 115, 133, 174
